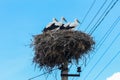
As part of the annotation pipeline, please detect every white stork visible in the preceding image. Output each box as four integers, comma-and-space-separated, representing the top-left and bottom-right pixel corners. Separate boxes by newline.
54, 17, 67, 30
46, 18, 58, 28
59, 22, 70, 30
69, 18, 80, 27
48, 17, 67, 31
55, 17, 67, 27
65, 18, 81, 30
43, 18, 58, 32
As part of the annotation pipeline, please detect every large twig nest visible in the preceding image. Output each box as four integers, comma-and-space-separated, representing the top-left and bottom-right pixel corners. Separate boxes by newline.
32, 30, 95, 70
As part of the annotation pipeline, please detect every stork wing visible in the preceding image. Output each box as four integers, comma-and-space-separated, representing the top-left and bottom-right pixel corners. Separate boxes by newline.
46, 22, 54, 28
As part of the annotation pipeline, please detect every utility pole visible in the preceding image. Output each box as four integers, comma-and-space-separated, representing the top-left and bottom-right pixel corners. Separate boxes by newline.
60, 62, 81, 80
61, 62, 68, 80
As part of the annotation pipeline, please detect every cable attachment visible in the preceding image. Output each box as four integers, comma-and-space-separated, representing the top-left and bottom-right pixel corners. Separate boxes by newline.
77, 67, 82, 72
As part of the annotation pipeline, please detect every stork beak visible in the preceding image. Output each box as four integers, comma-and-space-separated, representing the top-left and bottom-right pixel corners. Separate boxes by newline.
53, 18, 58, 22
55, 18, 58, 22
62, 17, 67, 22
64, 18, 67, 22
77, 20, 81, 24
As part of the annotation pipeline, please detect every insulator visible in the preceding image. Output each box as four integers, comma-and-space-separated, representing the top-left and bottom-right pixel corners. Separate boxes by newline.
77, 67, 81, 72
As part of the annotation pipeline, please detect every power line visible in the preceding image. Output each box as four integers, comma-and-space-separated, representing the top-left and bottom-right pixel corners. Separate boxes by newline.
89, 0, 119, 35
87, 16, 120, 64
77, 0, 97, 30
80, 1, 119, 72
81, 17, 120, 71
88, 0, 115, 34
82, 3, 120, 69
84, 0, 108, 32
28, 68, 59, 80
89, 0, 119, 34
93, 50, 120, 80
83, 32, 120, 80
96, 16, 120, 49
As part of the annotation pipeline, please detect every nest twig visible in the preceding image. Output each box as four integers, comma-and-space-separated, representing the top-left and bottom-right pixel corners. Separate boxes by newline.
32, 30, 95, 71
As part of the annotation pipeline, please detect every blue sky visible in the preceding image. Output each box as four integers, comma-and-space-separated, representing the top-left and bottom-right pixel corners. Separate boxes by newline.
0, 0, 120, 80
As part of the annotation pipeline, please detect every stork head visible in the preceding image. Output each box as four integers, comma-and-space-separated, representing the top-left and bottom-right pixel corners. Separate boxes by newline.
61, 17, 67, 22
52, 18, 58, 22
74, 18, 81, 24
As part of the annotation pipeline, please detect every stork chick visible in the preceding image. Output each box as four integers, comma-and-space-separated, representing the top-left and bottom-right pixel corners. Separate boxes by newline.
54, 17, 67, 30
43, 18, 58, 32
67, 18, 81, 30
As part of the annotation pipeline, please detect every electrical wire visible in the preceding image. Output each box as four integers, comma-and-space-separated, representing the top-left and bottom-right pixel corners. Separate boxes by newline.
84, 0, 108, 32
93, 50, 120, 80
83, 32, 120, 80
89, 0, 119, 35
77, 0, 97, 30
88, 0, 115, 34
28, 68, 59, 80
81, 17, 120, 71
96, 16, 120, 49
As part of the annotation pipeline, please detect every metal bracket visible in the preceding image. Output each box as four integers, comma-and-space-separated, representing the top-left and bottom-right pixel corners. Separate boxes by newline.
61, 73, 80, 77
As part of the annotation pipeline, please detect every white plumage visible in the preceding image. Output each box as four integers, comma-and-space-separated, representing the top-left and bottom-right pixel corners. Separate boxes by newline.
69, 18, 80, 27
54, 17, 67, 30
43, 17, 80, 32
46, 18, 58, 28
62, 18, 81, 30
64, 22, 71, 28
55, 17, 67, 26
43, 18, 58, 32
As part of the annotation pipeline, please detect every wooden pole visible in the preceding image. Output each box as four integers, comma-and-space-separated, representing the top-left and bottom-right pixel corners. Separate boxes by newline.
61, 62, 68, 80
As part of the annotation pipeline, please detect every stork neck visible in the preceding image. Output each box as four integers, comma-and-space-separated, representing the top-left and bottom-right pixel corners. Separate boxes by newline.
75, 20, 79, 25
60, 18, 63, 22
74, 20, 77, 23
53, 20, 57, 23
73, 21, 79, 27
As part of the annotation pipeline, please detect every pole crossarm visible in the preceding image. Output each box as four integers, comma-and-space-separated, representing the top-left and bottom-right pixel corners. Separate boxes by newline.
61, 73, 80, 77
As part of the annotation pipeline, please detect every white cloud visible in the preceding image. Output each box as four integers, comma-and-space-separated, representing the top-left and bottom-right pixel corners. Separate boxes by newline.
107, 72, 120, 80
